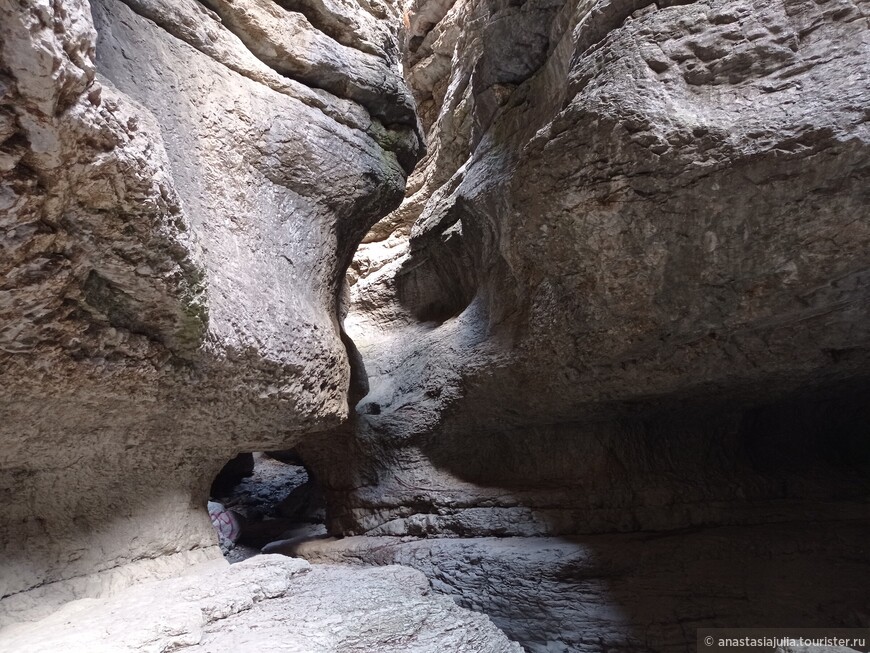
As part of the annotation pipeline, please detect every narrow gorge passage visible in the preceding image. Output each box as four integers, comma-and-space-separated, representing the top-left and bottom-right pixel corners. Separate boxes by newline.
1, 0, 869, 651
207, 451, 328, 562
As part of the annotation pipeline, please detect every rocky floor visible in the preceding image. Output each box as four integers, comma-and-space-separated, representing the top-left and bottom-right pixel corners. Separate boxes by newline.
294, 522, 870, 653
0, 556, 522, 653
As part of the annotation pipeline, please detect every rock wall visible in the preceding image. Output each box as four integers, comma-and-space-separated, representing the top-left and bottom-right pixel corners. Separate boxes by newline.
2, 0, 868, 648
0, 0, 420, 625
319, 0, 870, 534
297, 0, 870, 648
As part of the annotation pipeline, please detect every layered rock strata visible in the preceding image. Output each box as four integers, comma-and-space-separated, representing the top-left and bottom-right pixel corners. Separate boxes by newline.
296, 524, 870, 653
322, 0, 870, 536
2, 0, 868, 649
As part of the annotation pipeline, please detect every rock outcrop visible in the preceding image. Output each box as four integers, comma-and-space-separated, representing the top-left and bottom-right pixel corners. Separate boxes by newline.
0, 0, 420, 625
295, 525, 870, 653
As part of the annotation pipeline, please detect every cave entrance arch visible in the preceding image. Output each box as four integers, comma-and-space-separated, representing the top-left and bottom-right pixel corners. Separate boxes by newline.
207, 450, 326, 562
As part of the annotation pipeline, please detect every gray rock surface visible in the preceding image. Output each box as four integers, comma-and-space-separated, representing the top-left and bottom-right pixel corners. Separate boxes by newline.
198, 0, 418, 127
348, 0, 870, 449
0, 0, 420, 624
294, 525, 870, 653
0, 555, 522, 653
321, 0, 870, 535
298, 0, 870, 648
2, 0, 868, 649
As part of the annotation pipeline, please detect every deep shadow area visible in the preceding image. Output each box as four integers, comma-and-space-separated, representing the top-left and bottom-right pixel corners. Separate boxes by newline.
419, 377, 870, 529
288, 374, 870, 652
437, 523, 870, 653
396, 198, 480, 324
208, 451, 327, 562
740, 380, 870, 477
294, 519, 870, 653
399, 378, 870, 649
542, 522, 870, 652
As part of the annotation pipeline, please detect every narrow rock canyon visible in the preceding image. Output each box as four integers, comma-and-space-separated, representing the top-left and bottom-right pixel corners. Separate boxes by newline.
1, 0, 868, 651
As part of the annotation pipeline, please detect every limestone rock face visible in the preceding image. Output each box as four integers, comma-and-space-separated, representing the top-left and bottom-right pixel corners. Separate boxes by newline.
326, 0, 870, 532
0, 0, 420, 623
0, 555, 522, 653
298, 0, 870, 648
3, 0, 869, 648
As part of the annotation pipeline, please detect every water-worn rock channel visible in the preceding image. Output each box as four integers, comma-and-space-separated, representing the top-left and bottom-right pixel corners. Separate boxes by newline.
1, 0, 868, 650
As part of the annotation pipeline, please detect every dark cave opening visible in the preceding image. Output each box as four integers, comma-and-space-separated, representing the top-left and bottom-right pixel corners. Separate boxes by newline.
739, 378, 870, 479
207, 450, 328, 563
